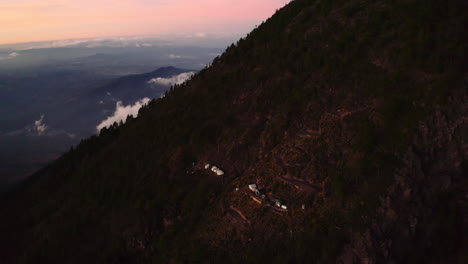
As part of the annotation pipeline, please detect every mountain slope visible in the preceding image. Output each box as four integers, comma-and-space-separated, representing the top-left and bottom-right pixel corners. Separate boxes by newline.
1, 0, 466, 263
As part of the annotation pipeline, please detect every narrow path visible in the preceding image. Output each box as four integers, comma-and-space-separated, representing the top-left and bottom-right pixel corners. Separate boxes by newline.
278, 175, 320, 193
229, 206, 251, 224
299, 129, 321, 139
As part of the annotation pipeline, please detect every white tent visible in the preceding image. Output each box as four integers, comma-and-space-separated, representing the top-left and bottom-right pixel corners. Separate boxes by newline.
211, 166, 224, 176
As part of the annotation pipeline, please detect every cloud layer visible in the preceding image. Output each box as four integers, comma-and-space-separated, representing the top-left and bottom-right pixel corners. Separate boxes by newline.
34, 114, 48, 135
96, 98, 150, 132
148, 72, 195, 87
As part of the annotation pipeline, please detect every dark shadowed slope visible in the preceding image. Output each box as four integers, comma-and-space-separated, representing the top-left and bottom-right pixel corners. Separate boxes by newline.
1, 0, 466, 263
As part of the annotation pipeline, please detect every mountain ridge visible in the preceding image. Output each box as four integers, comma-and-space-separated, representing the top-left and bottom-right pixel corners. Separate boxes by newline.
0, 0, 466, 263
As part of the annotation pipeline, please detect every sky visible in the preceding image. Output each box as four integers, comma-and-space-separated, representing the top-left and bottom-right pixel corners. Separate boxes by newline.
0, 0, 290, 45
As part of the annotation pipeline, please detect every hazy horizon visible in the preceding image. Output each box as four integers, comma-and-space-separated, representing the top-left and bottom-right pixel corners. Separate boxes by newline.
0, 0, 290, 45
0, 33, 244, 52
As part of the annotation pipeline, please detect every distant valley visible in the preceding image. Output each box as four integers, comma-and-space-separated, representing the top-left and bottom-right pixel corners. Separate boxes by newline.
0, 38, 228, 189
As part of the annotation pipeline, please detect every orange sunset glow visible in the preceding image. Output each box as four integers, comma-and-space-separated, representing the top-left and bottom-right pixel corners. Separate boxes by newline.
0, 0, 290, 45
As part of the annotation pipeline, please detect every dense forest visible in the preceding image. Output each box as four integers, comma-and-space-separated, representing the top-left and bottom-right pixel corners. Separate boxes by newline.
1, 0, 466, 263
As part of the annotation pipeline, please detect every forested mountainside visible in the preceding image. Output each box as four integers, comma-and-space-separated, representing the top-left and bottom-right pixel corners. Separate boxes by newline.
1, 0, 466, 263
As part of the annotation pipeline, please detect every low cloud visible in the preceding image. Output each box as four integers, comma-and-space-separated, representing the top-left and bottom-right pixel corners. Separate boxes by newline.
21, 39, 90, 50
168, 54, 183, 59
13, 36, 166, 50
148, 72, 195, 87
0, 52, 20, 61
1, 114, 76, 139
167, 54, 193, 59
34, 114, 48, 135
96, 98, 150, 132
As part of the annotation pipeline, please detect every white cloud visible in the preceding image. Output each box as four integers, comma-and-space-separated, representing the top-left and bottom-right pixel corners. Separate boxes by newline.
11, 36, 167, 50
19, 39, 91, 50
167, 53, 193, 59
148, 72, 194, 87
167, 54, 182, 59
34, 114, 48, 135
0, 51, 20, 61
0, 115, 77, 139
96, 98, 150, 132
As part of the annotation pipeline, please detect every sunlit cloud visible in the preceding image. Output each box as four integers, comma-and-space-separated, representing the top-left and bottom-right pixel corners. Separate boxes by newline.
96, 98, 150, 132
34, 114, 48, 135
148, 72, 195, 86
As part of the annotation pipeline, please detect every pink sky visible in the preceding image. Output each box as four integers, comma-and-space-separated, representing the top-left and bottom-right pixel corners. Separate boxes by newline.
0, 0, 290, 45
